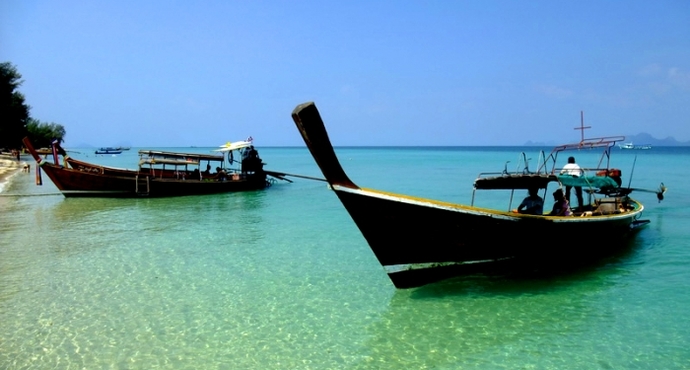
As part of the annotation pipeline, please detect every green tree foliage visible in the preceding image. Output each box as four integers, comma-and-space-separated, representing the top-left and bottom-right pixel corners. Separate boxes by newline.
0, 61, 31, 149
26, 118, 66, 148
1, 62, 67, 150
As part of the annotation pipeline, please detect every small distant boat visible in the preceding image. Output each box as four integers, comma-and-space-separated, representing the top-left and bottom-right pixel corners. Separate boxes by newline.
35, 148, 52, 155
95, 148, 123, 155
619, 142, 651, 150
23, 137, 284, 197
291, 102, 666, 288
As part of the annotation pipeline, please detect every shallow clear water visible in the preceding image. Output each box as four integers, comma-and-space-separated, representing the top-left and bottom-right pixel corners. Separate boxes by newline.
1, 146, 689, 369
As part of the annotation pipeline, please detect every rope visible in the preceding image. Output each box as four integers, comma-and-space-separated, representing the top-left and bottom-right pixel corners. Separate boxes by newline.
0, 192, 63, 197
264, 170, 326, 182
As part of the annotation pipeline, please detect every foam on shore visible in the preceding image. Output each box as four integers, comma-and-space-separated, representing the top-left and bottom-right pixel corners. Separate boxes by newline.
0, 158, 23, 193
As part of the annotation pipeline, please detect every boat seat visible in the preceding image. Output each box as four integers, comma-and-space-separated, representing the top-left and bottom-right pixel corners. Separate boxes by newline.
593, 197, 625, 215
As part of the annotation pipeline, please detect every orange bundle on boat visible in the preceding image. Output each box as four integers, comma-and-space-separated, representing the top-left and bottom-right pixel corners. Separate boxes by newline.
596, 168, 622, 186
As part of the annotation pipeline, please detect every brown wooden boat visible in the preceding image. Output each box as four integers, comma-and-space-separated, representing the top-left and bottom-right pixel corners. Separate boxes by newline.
23, 137, 273, 197
290, 102, 666, 288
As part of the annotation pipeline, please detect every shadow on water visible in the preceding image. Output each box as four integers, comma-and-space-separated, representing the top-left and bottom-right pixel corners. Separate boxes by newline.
345, 236, 651, 369
408, 234, 647, 299
47, 189, 268, 221
15, 190, 271, 262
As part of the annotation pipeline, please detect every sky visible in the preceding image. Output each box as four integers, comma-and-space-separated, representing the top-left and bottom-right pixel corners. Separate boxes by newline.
2, 1, 689, 147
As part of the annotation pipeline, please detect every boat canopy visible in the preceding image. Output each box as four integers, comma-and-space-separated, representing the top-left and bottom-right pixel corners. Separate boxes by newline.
538, 135, 626, 175
138, 150, 224, 163
213, 140, 253, 152
139, 158, 200, 166
474, 174, 557, 190
471, 120, 628, 207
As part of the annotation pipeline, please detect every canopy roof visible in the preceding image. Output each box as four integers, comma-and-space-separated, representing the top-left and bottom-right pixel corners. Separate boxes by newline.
474, 174, 558, 190
138, 150, 224, 162
139, 158, 200, 166
213, 140, 253, 152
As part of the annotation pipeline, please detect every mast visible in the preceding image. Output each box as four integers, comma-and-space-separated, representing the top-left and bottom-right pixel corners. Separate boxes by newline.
575, 110, 591, 145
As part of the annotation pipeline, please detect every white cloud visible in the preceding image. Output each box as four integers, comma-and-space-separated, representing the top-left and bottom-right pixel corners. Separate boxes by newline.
638, 64, 690, 93
637, 63, 662, 77
340, 84, 357, 95
534, 84, 573, 99
668, 67, 690, 90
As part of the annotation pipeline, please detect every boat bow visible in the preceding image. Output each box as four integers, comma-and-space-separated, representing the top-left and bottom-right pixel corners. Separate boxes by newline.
292, 102, 357, 189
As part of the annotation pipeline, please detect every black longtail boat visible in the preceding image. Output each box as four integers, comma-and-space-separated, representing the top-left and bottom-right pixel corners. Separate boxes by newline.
290, 102, 665, 288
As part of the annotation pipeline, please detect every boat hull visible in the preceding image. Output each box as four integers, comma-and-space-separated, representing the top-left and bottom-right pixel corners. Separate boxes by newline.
38, 163, 268, 197
23, 137, 270, 198
333, 185, 644, 288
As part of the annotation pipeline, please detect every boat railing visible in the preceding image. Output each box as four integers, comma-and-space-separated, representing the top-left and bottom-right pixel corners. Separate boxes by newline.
537, 136, 624, 175
472, 151, 554, 209
476, 150, 548, 181
511, 150, 549, 175
472, 153, 623, 210
535, 150, 547, 174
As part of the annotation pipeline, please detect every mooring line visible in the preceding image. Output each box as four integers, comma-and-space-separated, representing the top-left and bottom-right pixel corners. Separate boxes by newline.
0, 192, 63, 197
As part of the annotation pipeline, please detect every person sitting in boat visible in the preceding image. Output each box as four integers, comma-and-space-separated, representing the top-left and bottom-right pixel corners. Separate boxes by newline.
216, 166, 226, 181
549, 188, 572, 216
560, 156, 584, 211
515, 187, 544, 215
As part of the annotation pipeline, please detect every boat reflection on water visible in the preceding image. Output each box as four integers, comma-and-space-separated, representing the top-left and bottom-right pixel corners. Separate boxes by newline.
354, 239, 643, 369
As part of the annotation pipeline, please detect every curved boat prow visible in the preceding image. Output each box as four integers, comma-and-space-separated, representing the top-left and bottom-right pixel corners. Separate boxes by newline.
291, 102, 357, 188
22, 137, 43, 163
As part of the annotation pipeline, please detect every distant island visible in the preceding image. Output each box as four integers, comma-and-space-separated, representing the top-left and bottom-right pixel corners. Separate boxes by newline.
525, 132, 690, 146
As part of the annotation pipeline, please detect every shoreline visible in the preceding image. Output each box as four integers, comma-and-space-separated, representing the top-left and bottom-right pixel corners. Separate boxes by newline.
0, 156, 26, 192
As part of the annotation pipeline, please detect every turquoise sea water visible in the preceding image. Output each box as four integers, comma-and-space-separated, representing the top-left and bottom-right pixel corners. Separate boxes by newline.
1, 146, 689, 369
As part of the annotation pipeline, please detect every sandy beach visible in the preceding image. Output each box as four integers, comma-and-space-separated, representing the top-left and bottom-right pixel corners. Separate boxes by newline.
0, 155, 24, 190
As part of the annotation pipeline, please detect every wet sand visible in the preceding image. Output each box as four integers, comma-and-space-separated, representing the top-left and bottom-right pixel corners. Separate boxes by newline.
0, 155, 24, 190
